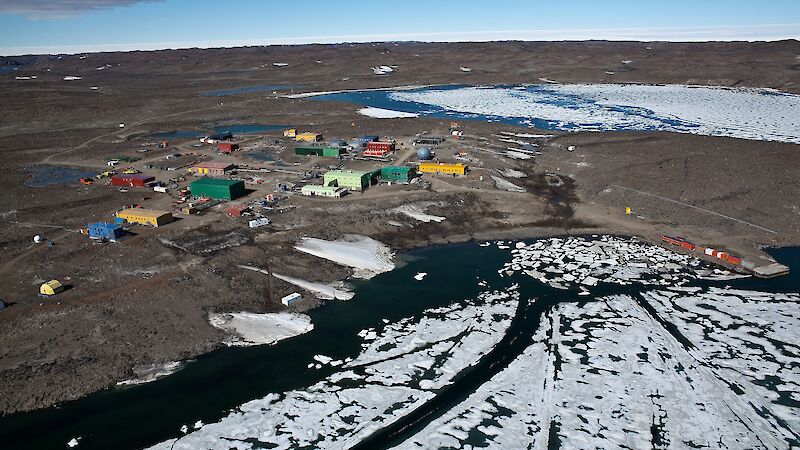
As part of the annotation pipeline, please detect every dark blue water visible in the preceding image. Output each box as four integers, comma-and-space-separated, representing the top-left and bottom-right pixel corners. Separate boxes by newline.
0, 241, 795, 450
201, 84, 302, 97
25, 165, 96, 187
312, 84, 695, 132
211, 124, 288, 135
146, 124, 287, 140
145, 130, 205, 140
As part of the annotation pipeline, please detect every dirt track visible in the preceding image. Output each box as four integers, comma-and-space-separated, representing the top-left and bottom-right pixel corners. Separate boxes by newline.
0, 40, 798, 414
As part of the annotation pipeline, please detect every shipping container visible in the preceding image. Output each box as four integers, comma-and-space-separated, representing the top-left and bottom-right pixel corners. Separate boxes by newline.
218, 143, 239, 153
281, 292, 302, 306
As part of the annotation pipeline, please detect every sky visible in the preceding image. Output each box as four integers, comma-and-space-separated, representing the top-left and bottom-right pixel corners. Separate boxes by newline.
0, 0, 798, 56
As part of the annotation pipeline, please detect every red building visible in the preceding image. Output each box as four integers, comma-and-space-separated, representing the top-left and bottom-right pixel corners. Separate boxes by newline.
111, 174, 155, 187
226, 204, 250, 217
219, 143, 239, 154
366, 141, 395, 152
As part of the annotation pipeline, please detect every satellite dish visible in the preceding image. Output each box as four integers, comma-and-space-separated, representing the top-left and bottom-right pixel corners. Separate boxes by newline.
33, 235, 43, 243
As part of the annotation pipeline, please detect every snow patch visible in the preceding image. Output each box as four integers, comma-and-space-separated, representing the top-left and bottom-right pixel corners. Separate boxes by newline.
357, 107, 419, 119
208, 312, 313, 347
294, 235, 395, 279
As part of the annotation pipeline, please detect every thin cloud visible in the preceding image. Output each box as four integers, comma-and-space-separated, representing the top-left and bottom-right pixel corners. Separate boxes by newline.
0, 0, 159, 19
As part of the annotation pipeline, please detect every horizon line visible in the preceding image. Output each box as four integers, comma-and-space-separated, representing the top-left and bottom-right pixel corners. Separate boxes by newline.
2, 24, 799, 57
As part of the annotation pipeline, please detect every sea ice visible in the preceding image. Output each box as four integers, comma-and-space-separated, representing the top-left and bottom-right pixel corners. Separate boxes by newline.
357, 107, 418, 118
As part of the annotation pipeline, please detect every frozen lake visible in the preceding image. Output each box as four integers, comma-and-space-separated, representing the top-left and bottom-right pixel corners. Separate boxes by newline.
314, 84, 800, 143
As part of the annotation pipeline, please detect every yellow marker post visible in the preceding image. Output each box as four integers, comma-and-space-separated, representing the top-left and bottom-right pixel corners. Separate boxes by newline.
625, 207, 632, 215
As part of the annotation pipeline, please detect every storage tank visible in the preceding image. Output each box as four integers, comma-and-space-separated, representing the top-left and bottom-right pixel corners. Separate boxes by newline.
416, 147, 433, 160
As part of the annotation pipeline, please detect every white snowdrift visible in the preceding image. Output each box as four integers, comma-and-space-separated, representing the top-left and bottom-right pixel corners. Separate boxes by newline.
294, 235, 395, 279
272, 273, 354, 301
491, 176, 526, 192
357, 107, 418, 119
392, 204, 446, 223
63, 76, 82, 81
209, 312, 313, 347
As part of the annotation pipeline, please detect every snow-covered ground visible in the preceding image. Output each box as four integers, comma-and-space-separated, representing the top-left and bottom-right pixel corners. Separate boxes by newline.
391, 203, 446, 223
238, 265, 355, 300
490, 175, 526, 192
116, 361, 185, 386
208, 312, 313, 347
271, 273, 354, 301
151, 289, 518, 450
294, 235, 395, 278
390, 84, 800, 143
357, 107, 419, 118
63, 76, 82, 81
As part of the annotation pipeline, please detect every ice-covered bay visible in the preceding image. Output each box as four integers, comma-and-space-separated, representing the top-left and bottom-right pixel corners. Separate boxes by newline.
389, 84, 800, 143
151, 289, 518, 449
398, 288, 799, 449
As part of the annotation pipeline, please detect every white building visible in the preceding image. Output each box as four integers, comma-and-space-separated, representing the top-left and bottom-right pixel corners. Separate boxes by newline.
281, 292, 302, 306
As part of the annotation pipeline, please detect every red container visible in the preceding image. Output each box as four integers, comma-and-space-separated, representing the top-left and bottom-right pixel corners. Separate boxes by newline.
727, 256, 742, 265
219, 143, 239, 153
111, 174, 155, 187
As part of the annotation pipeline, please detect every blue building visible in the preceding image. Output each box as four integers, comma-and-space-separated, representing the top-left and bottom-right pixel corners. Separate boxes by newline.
88, 222, 125, 241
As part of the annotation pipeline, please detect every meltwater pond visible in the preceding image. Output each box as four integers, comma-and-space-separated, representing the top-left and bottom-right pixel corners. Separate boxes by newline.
1, 238, 798, 450
201, 84, 302, 97
313, 84, 800, 143
25, 165, 96, 187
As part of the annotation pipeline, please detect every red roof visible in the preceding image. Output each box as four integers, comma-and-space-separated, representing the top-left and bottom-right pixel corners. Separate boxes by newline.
112, 174, 154, 182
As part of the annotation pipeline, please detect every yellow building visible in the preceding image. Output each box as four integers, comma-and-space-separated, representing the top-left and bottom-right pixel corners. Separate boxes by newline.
40, 280, 64, 296
116, 208, 174, 227
418, 162, 467, 176
283, 128, 296, 138
295, 132, 322, 143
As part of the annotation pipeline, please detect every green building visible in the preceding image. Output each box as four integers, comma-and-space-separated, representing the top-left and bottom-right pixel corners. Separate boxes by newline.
323, 170, 370, 191
189, 178, 246, 200
295, 147, 343, 157
380, 166, 416, 183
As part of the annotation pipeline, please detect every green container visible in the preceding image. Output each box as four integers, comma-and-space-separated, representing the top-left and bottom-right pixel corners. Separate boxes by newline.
380, 166, 415, 183
189, 178, 246, 200
295, 147, 323, 156
322, 147, 342, 157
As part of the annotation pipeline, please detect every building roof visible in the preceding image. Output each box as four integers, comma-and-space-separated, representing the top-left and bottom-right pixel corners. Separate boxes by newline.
112, 173, 154, 181
89, 221, 122, 229
116, 208, 171, 219
190, 177, 242, 186
325, 170, 369, 177
302, 184, 341, 192
194, 161, 234, 170
43, 280, 62, 289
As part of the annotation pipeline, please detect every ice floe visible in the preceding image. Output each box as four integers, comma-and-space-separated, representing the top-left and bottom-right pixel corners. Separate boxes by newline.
151, 289, 518, 449
208, 312, 313, 347
390, 84, 800, 143
413, 272, 427, 281
294, 234, 395, 279
499, 235, 703, 291
398, 288, 799, 448
357, 107, 419, 118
